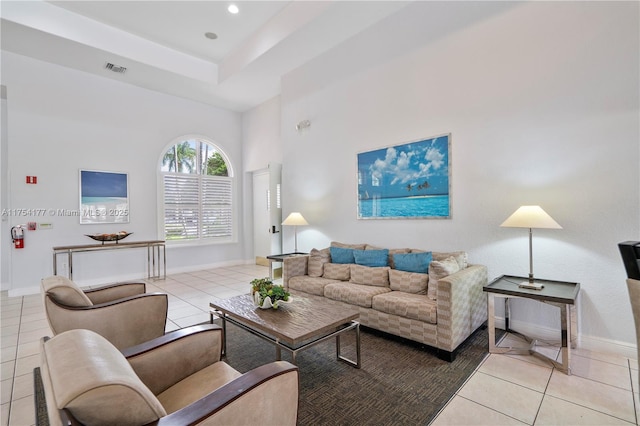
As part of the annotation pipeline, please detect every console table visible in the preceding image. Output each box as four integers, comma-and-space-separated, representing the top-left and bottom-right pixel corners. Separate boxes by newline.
52, 240, 166, 281
484, 274, 580, 375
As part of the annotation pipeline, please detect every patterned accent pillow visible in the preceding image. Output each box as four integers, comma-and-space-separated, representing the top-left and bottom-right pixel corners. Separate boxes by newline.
392, 252, 432, 273
353, 249, 389, 267
330, 246, 355, 264
427, 256, 460, 300
349, 264, 390, 287
308, 248, 331, 277
331, 241, 367, 250
432, 251, 468, 269
389, 269, 429, 294
322, 263, 351, 281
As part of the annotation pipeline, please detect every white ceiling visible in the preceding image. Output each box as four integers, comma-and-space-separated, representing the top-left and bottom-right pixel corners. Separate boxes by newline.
0, 0, 410, 112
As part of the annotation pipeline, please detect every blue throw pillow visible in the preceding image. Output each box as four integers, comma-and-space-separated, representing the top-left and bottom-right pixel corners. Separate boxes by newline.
353, 249, 389, 267
393, 252, 432, 273
330, 246, 355, 264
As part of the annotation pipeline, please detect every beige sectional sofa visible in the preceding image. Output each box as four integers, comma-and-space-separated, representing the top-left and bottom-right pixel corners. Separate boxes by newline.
282, 242, 488, 361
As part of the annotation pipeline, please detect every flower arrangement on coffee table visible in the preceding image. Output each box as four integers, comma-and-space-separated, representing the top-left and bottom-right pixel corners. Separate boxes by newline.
251, 277, 292, 310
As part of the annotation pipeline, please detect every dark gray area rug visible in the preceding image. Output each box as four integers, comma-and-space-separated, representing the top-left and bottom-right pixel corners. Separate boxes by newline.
217, 320, 496, 426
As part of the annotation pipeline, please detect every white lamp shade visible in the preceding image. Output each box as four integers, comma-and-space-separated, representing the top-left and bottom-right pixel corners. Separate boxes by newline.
500, 205, 562, 229
282, 212, 309, 226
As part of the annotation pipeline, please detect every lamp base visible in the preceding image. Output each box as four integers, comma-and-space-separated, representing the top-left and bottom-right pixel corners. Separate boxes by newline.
518, 281, 544, 290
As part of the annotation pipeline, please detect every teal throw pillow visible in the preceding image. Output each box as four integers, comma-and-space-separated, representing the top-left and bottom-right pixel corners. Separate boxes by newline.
393, 252, 432, 273
330, 246, 355, 264
353, 249, 389, 267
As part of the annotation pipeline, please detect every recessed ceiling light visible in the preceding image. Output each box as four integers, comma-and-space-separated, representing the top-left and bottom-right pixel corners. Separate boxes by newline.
204, 32, 218, 40
228, 4, 239, 14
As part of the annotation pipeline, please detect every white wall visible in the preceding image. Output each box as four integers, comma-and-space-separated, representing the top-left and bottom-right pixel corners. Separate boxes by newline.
241, 96, 282, 259
277, 2, 639, 353
1, 51, 245, 294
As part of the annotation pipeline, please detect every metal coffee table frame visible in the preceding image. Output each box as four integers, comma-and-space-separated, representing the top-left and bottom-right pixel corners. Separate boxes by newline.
210, 293, 361, 368
210, 309, 361, 368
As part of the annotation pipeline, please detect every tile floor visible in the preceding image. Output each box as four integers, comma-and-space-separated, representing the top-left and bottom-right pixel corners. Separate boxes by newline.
1, 263, 638, 425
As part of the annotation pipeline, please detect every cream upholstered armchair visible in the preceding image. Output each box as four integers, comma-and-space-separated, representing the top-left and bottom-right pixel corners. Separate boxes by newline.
37, 324, 299, 426
41, 275, 168, 349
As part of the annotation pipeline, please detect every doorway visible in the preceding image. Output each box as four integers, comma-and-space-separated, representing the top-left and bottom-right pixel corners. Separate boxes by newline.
252, 163, 282, 274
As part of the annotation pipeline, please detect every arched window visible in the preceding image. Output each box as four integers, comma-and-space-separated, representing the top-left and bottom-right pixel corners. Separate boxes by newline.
160, 137, 233, 242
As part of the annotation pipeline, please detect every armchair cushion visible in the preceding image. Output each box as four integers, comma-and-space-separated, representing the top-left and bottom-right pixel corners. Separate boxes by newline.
41, 276, 92, 307
157, 362, 241, 414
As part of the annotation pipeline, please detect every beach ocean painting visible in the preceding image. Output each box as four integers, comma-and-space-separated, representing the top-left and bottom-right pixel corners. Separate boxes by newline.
357, 134, 451, 219
80, 170, 130, 224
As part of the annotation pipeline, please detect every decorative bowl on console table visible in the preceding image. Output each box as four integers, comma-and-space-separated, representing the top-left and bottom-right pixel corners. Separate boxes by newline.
85, 231, 132, 245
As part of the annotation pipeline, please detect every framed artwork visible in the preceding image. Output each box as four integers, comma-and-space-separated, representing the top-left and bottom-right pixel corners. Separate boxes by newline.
357, 133, 451, 219
79, 170, 130, 224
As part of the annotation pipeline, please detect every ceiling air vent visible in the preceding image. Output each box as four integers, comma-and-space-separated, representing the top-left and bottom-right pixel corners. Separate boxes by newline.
104, 62, 127, 74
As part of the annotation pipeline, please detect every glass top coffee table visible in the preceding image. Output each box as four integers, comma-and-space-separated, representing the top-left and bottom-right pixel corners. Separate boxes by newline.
210, 291, 361, 368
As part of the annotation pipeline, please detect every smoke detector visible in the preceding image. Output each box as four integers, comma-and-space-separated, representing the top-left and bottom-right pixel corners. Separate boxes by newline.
104, 62, 127, 74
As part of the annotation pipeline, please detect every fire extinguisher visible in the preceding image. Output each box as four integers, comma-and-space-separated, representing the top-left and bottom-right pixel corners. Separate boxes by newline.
11, 225, 25, 249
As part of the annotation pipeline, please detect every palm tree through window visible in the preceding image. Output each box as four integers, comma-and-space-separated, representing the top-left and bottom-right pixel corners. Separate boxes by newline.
160, 139, 232, 242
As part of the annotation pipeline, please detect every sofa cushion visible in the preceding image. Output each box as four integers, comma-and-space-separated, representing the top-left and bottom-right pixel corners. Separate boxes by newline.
329, 246, 355, 264
349, 265, 390, 287
392, 252, 432, 273
372, 292, 437, 324
353, 249, 389, 267
427, 256, 461, 300
288, 276, 342, 296
432, 251, 468, 269
331, 241, 367, 250
389, 269, 429, 294
322, 263, 351, 281
324, 282, 391, 308
308, 248, 331, 277
41, 275, 93, 307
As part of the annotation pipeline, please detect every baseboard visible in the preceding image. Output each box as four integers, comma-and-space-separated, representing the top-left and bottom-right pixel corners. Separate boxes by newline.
164, 258, 254, 275
492, 316, 637, 360
7, 258, 257, 297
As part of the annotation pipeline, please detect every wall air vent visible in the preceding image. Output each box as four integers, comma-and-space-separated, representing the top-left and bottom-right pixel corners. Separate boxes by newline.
104, 62, 127, 74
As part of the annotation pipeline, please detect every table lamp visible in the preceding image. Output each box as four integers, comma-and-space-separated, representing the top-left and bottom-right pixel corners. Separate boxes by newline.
282, 212, 309, 253
500, 205, 562, 289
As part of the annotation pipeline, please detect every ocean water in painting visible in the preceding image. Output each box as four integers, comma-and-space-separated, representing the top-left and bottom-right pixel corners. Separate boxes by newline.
358, 195, 449, 218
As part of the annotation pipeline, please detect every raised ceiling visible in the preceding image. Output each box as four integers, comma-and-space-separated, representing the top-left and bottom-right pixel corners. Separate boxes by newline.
0, 0, 410, 111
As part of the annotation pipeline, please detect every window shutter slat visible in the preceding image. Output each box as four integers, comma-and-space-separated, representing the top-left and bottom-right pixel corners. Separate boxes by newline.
163, 161, 232, 241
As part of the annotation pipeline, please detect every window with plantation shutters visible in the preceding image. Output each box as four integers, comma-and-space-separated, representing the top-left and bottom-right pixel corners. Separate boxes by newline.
161, 139, 233, 242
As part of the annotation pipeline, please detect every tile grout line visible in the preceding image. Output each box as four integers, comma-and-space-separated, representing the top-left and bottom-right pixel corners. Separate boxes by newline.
6, 296, 23, 426
531, 363, 556, 425
628, 358, 638, 425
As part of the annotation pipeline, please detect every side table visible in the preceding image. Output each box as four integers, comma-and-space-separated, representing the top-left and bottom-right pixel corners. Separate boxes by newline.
484, 275, 580, 375
266, 252, 308, 279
